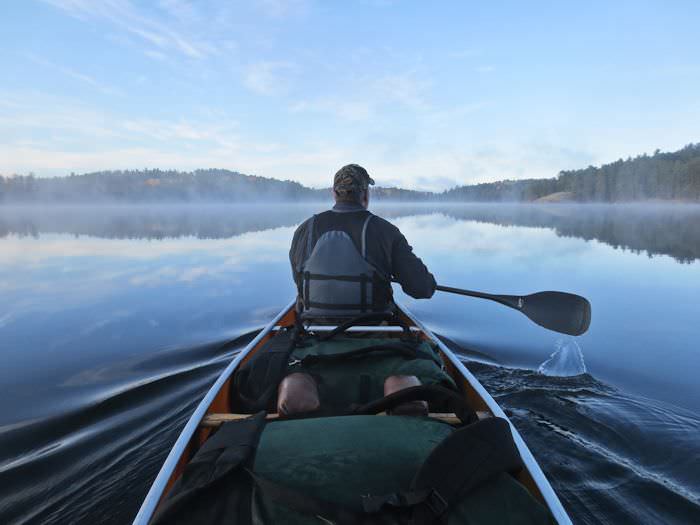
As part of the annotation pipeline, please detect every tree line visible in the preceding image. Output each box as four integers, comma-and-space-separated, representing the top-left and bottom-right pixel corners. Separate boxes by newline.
1, 143, 699, 203
442, 143, 700, 202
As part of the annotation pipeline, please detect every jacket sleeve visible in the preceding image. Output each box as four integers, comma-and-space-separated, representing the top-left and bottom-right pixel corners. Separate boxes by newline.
391, 231, 437, 299
289, 219, 310, 291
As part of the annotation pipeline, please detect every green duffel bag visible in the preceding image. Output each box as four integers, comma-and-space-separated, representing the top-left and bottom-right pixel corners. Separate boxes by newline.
252, 415, 552, 525
287, 336, 457, 412
153, 413, 552, 525
231, 330, 458, 414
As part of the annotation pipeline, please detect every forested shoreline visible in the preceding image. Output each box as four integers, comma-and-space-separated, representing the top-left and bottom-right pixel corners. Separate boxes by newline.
2, 143, 699, 203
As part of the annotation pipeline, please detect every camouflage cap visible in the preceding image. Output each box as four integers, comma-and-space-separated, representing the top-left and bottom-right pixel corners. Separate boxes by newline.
333, 164, 375, 194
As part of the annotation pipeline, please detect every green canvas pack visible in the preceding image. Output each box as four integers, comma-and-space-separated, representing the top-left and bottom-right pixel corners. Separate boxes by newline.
287, 336, 457, 412
252, 415, 552, 524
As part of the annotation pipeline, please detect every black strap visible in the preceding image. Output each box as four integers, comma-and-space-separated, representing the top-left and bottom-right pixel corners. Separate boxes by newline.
352, 385, 478, 425
305, 300, 387, 311
295, 342, 422, 367
232, 327, 301, 412
304, 273, 368, 282
303, 271, 311, 309
316, 311, 412, 341
410, 417, 523, 523
356, 418, 523, 524
300, 272, 390, 313
361, 488, 436, 513
317, 312, 396, 341
360, 273, 368, 312
305, 215, 316, 259
371, 271, 384, 310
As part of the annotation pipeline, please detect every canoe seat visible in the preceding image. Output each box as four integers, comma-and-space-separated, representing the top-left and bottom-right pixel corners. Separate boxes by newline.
200, 411, 492, 427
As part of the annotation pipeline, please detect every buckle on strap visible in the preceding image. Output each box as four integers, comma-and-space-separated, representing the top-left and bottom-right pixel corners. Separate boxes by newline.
425, 489, 449, 517
361, 492, 414, 513
360, 488, 448, 516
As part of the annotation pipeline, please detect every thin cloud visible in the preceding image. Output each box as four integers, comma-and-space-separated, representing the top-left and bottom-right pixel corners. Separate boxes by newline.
374, 72, 432, 110
254, 0, 309, 18
26, 54, 123, 96
144, 49, 168, 62
290, 70, 432, 120
244, 61, 296, 96
41, 0, 215, 59
290, 98, 373, 121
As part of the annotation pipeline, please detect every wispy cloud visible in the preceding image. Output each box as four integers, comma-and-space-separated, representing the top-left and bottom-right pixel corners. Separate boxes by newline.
254, 0, 309, 18
244, 61, 297, 96
120, 118, 241, 144
42, 0, 216, 59
374, 72, 432, 110
290, 98, 373, 121
144, 49, 168, 62
291, 70, 432, 121
26, 54, 123, 96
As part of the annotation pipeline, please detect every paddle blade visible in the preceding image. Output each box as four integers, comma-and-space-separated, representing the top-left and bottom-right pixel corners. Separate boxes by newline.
521, 291, 591, 336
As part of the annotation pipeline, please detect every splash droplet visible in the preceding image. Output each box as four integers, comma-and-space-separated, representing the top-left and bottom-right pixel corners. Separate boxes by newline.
538, 337, 587, 377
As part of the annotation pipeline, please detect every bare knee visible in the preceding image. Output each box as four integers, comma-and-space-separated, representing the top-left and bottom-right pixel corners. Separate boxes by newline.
277, 372, 320, 416
384, 375, 428, 416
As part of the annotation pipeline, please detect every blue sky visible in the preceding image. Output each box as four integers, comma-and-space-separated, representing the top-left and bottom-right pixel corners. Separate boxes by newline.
1, 0, 699, 190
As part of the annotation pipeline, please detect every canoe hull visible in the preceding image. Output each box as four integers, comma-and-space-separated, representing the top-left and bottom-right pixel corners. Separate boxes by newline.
134, 301, 571, 524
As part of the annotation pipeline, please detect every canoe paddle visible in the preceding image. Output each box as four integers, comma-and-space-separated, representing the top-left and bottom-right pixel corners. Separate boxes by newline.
434, 284, 591, 336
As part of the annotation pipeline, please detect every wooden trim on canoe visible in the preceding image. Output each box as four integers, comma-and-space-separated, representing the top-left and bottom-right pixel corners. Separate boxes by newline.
199, 411, 494, 427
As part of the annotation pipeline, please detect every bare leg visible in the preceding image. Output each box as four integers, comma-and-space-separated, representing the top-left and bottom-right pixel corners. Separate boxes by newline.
384, 375, 429, 416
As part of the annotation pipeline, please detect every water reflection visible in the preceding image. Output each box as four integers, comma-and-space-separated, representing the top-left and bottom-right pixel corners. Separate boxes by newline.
1, 202, 699, 524
2, 203, 700, 263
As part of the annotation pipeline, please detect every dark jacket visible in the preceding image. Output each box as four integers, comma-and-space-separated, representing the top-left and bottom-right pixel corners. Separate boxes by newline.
289, 202, 437, 302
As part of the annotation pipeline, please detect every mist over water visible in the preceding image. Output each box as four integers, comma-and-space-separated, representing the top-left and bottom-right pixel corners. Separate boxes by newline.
1, 203, 699, 524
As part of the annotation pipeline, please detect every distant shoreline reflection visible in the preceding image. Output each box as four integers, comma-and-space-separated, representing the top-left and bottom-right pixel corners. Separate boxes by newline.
2, 203, 700, 263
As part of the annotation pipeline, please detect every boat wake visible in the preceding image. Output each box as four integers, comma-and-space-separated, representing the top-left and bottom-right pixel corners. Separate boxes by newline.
537, 337, 586, 377
0, 331, 258, 525
463, 359, 700, 525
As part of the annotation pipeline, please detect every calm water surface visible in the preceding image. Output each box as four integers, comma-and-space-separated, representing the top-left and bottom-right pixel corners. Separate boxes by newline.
0, 203, 699, 524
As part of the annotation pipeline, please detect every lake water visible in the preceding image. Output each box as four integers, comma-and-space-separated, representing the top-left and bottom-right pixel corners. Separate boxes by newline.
0, 203, 699, 524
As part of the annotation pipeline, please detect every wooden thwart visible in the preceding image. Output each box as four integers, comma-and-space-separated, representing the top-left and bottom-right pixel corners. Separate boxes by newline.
201, 411, 491, 427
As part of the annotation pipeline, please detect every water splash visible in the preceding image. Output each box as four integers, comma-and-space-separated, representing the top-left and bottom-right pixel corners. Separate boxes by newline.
538, 337, 587, 377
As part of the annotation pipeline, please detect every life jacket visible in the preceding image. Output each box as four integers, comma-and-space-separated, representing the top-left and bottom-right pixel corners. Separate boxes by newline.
297, 211, 393, 319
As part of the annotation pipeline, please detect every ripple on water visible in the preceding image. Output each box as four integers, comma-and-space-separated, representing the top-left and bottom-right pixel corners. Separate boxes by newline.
0, 330, 258, 525
465, 360, 700, 525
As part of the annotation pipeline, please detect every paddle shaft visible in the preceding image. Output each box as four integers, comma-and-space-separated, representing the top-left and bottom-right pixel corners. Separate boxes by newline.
435, 284, 522, 310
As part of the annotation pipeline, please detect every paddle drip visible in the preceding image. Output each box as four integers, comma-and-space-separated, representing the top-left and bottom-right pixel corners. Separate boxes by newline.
538, 338, 587, 377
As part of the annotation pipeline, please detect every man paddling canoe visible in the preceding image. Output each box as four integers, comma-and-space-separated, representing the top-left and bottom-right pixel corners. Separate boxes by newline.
283, 164, 438, 416
289, 163, 437, 320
